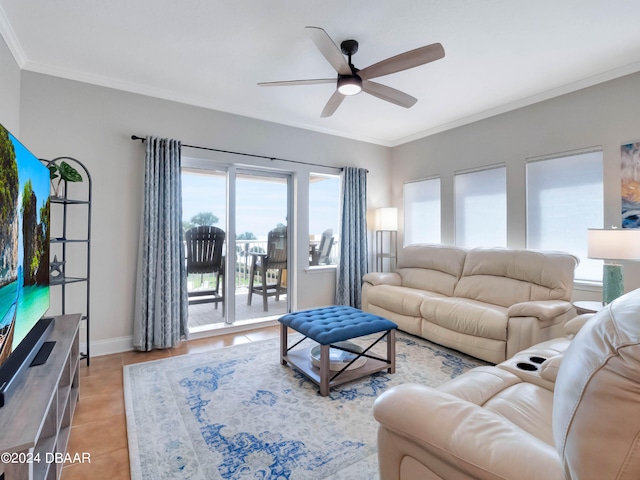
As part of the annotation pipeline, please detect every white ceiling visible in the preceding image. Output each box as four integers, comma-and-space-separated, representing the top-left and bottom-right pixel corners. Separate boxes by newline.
1, 1, 640, 146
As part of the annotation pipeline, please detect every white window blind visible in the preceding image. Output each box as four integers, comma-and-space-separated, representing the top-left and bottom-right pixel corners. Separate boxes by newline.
526, 150, 603, 281
403, 177, 441, 246
455, 166, 507, 248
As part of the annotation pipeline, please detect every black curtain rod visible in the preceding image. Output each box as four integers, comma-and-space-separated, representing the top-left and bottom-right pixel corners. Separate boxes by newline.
131, 135, 348, 172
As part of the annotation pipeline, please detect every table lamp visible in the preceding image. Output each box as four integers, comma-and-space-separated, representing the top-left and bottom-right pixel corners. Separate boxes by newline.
587, 228, 640, 304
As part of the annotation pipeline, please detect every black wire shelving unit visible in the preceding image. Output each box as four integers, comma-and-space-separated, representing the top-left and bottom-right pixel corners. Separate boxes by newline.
46, 157, 92, 366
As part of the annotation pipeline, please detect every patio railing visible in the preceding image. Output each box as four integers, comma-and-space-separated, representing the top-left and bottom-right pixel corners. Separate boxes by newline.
186, 239, 338, 292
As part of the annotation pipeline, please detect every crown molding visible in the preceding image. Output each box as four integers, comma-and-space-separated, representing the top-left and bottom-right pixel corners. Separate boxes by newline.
391, 60, 640, 147
2, 0, 639, 150
0, 3, 26, 67
24, 54, 640, 149
20, 58, 395, 147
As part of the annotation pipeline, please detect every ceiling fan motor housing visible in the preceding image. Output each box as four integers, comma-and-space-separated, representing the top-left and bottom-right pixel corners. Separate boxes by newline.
340, 39, 359, 57
338, 39, 362, 94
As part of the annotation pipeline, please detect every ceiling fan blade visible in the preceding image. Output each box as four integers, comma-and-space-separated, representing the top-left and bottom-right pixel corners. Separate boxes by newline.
362, 80, 417, 108
258, 78, 335, 87
359, 43, 445, 80
305, 26, 351, 76
320, 90, 345, 117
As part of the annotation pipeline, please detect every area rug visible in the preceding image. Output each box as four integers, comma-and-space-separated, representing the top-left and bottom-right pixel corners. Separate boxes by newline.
124, 332, 486, 480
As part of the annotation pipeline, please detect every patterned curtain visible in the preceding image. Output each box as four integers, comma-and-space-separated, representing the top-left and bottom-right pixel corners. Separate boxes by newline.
133, 137, 188, 350
336, 167, 368, 307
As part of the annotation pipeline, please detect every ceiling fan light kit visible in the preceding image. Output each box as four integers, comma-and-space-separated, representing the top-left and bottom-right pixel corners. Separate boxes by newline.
337, 74, 362, 95
258, 26, 445, 117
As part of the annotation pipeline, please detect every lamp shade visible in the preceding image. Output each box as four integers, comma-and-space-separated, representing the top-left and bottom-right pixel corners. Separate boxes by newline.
587, 228, 640, 260
376, 207, 398, 231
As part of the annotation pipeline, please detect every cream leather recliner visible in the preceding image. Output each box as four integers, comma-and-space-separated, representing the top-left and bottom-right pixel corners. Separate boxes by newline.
373, 288, 640, 480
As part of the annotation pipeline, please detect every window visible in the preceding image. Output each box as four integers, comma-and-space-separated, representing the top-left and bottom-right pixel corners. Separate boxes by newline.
526, 149, 603, 281
403, 177, 441, 246
309, 173, 340, 266
454, 166, 507, 248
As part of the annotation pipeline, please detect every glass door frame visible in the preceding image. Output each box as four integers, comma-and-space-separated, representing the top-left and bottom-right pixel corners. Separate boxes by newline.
228, 167, 293, 324
182, 157, 293, 327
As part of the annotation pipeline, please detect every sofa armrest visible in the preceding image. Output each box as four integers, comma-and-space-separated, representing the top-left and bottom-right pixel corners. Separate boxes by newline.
373, 384, 562, 479
539, 353, 563, 383
507, 300, 572, 321
563, 313, 594, 336
362, 271, 401, 286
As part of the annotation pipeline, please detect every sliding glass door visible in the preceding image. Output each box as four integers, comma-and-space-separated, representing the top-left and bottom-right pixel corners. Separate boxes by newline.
182, 163, 291, 331
182, 167, 227, 332
234, 171, 289, 322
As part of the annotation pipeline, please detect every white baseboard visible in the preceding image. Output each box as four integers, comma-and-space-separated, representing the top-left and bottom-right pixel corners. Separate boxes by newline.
80, 318, 279, 358
81, 335, 134, 357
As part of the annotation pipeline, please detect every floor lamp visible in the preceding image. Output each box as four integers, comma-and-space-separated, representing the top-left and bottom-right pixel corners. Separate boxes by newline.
588, 228, 640, 305
375, 208, 398, 272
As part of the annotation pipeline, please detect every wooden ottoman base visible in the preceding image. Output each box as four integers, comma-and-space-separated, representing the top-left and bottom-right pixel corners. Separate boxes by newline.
278, 306, 397, 396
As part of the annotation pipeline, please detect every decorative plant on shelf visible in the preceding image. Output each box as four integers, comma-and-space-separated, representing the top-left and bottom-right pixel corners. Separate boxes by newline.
48, 161, 83, 198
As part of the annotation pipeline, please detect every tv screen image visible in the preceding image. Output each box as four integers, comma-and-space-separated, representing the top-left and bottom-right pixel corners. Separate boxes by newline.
0, 124, 50, 375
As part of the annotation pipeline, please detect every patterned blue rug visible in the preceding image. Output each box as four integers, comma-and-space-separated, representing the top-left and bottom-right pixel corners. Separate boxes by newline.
124, 332, 485, 480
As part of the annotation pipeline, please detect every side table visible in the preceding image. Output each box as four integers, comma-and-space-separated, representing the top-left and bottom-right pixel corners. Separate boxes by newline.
573, 301, 605, 315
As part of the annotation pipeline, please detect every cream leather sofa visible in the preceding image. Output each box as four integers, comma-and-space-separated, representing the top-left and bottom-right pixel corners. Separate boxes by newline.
362, 244, 578, 363
373, 288, 640, 480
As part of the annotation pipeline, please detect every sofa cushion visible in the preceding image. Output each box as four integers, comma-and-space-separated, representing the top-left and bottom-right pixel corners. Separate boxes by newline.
553, 289, 640, 480
454, 248, 578, 307
397, 244, 467, 296
420, 297, 508, 341
484, 382, 555, 446
366, 284, 445, 317
434, 373, 557, 448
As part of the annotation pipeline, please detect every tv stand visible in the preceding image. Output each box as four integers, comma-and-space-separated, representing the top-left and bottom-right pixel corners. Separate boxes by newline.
0, 314, 81, 480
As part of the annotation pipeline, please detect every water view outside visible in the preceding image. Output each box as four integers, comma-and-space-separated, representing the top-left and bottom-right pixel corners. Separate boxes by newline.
309, 174, 340, 266
181, 169, 340, 326
181, 168, 226, 233
182, 171, 292, 243
181, 170, 340, 271
181, 170, 289, 288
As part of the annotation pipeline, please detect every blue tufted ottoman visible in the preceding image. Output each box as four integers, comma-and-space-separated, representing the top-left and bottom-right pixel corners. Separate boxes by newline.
279, 306, 398, 396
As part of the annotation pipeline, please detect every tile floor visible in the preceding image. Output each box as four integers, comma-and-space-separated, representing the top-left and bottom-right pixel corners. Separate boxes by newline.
61, 324, 281, 479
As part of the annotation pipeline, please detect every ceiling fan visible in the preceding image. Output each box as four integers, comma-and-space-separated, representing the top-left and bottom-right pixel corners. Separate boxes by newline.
258, 26, 445, 117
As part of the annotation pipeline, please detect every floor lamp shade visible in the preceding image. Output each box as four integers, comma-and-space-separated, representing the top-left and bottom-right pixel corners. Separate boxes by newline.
588, 228, 640, 304
376, 208, 398, 231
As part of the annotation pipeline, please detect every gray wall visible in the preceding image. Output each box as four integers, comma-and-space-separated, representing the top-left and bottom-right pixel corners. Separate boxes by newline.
18, 71, 391, 353
0, 35, 21, 133
392, 72, 640, 300
8, 59, 639, 351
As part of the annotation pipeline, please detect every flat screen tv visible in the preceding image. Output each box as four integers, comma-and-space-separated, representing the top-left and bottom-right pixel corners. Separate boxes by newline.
0, 123, 52, 407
